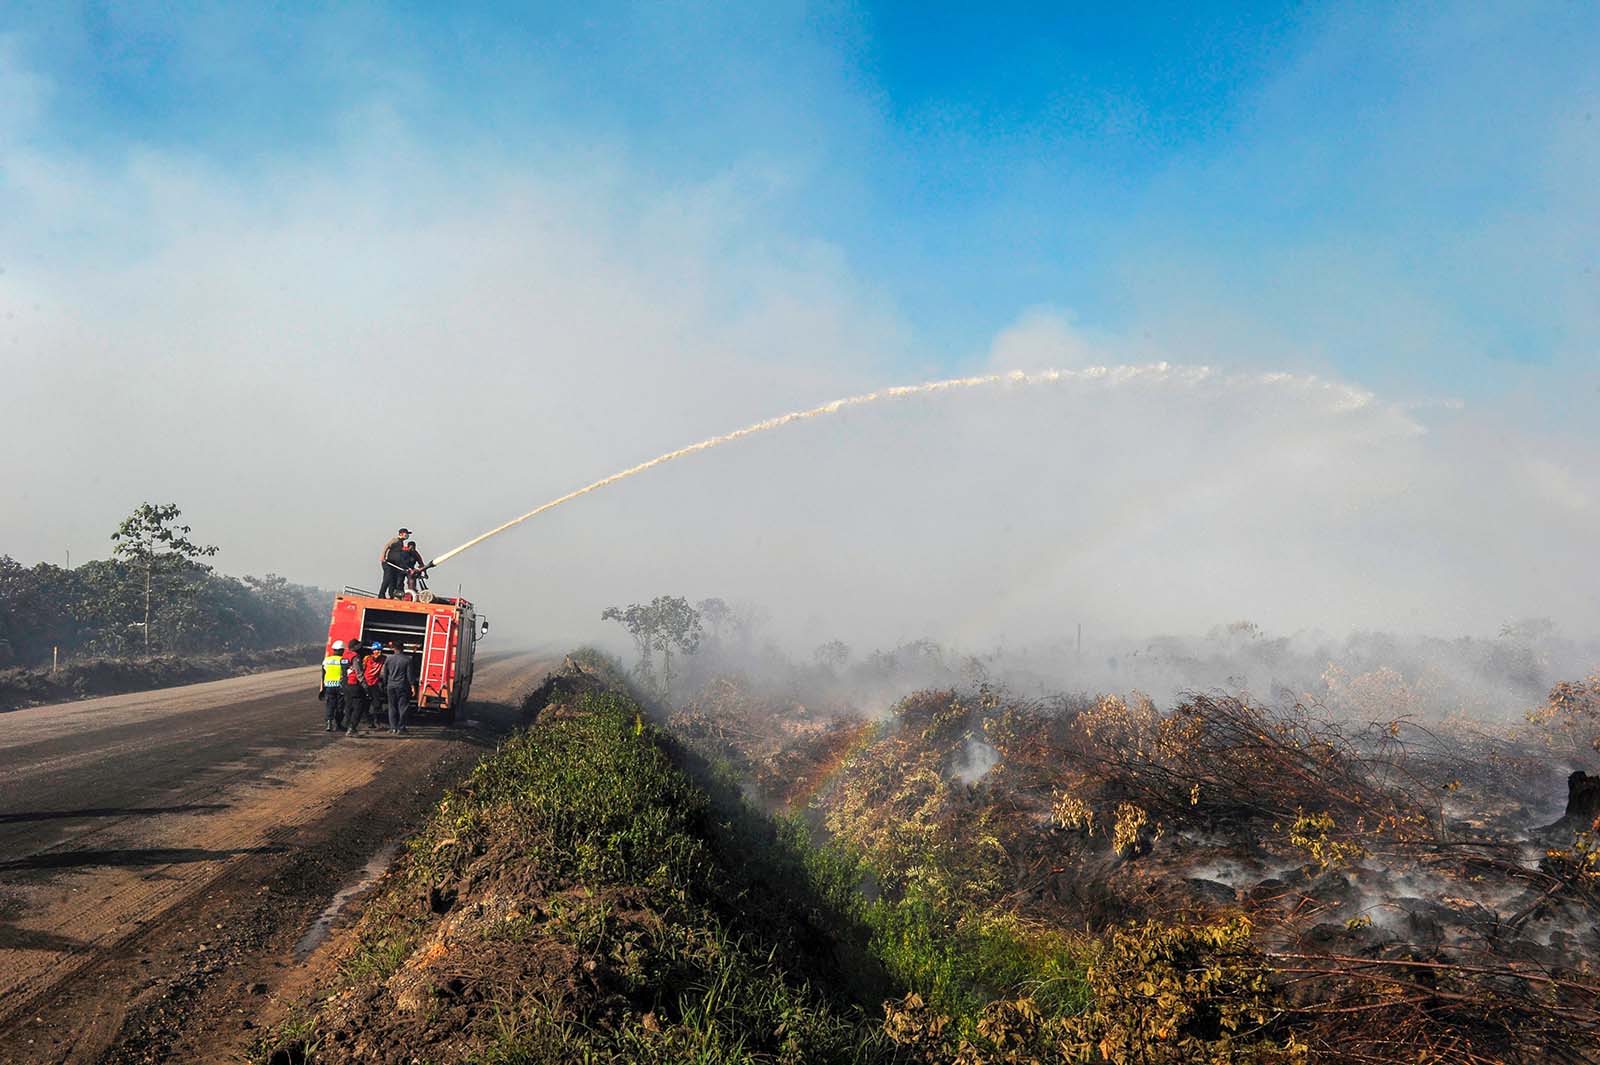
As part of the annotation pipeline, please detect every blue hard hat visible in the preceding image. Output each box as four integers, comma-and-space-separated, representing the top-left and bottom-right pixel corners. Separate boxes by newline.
369, 641, 384, 652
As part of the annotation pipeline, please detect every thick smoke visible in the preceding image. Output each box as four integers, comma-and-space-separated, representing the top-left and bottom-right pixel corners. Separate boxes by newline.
0, 33, 1596, 661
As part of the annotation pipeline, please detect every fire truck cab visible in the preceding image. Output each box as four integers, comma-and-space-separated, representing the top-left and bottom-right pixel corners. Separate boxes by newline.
323, 589, 488, 725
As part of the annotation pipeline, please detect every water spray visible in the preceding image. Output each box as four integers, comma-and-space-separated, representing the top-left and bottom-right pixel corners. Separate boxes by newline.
428, 362, 1372, 569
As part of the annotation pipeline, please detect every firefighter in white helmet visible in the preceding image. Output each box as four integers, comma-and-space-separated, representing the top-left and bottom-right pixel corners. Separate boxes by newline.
319, 640, 346, 732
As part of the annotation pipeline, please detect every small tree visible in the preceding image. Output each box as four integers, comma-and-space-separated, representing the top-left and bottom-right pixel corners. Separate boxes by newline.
728, 601, 770, 653
813, 638, 851, 673
602, 602, 660, 687
696, 597, 732, 644
1209, 620, 1263, 644
1528, 671, 1600, 758
111, 503, 218, 654
651, 596, 703, 691
1501, 617, 1558, 643
602, 595, 703, 695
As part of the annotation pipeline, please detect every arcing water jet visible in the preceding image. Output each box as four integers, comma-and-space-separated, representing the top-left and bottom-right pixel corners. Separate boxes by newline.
428, 363, 1373, 568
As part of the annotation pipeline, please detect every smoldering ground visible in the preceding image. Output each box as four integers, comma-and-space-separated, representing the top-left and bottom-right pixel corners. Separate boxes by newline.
657, 643, 1600, 1062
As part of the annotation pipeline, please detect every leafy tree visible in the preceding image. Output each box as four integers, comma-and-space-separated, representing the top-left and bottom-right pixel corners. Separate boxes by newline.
1209, 619, 1263, 644
602, 595, 703, 694
0, 557, 76, 665
1528, 670, 1600, 757
70, 559, 143, 653
1500, 617, 1557, 643
813, 639, 851, 673
696, 597, 732, 644
602, 602, 658, 684
110, 502, 219, 654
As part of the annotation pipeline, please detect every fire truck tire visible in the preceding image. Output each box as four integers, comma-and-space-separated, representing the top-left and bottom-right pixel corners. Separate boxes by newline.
443, 706, 457, 726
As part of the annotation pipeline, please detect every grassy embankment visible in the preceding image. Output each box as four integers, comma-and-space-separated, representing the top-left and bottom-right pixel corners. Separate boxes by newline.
264, 652, 1291, 1064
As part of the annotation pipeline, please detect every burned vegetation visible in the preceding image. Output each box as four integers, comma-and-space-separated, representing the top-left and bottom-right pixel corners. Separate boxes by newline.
669, 669, 1600, 1064
264, 654, 1600, 1064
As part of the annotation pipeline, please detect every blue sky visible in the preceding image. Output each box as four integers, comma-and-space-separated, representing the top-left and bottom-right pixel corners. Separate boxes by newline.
2, 3, 1597, 639
5, 2, 1594, 394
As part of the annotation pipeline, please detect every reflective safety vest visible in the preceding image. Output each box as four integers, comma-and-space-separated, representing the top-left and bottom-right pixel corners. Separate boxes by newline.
323, 655, 344, 688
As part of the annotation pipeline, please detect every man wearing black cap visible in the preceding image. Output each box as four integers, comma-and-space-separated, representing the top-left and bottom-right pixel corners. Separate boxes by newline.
379, 527, 412, 599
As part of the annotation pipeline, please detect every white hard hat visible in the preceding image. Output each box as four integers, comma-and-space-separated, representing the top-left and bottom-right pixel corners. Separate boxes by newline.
332, 640, 345, 650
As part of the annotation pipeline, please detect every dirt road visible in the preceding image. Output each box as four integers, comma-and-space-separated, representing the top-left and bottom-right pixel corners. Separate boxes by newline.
0, 651, 555, 1063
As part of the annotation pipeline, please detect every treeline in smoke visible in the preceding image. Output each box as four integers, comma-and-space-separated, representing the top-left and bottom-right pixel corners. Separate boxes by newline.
0, 502, 326, 668
603, 593, 1598, 726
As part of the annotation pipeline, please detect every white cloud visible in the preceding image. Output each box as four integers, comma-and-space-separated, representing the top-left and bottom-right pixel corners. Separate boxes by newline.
984, 308, 1104, 371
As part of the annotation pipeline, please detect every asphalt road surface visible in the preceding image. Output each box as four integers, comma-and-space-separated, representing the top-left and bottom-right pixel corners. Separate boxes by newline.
0, 650, 555, 1063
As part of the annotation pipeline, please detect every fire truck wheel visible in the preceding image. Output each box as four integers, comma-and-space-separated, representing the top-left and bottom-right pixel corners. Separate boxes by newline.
443, 706, 457, 726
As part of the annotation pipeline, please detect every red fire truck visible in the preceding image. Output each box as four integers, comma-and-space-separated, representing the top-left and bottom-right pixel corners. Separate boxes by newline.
323, 588, 488, 725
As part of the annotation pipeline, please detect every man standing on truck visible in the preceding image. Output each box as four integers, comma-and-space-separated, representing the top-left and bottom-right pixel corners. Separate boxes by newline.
319, 640, 346, 731
381, 642, 418, 734
379, 528, 412, 599
400, 539, 427, 598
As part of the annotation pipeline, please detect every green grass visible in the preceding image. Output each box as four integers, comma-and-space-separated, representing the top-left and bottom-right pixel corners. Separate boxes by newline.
253, 1004, 323, 1065
341, 928, 416, 983
364, 679, 892, 1063
268, 654, 1287, 1065
766, 816, 1091, 1031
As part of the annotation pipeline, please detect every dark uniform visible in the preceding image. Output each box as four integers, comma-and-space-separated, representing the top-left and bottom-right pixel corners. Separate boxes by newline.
342, 645, 370, 735
379, 532, 409, 598
398, 543, 426, 597
381, 647, 418, 732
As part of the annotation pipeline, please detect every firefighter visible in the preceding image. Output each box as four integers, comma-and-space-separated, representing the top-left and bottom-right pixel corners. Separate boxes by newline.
379, 527, 412, 599
361, 642, 387, 731
319, 640, 346, 731
380, 641, 419, 734
400, 540, 427, 598
342, 639, 370, 736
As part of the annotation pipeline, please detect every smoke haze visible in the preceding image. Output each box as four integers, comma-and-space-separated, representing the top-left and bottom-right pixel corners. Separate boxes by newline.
1, 6, 1596, 657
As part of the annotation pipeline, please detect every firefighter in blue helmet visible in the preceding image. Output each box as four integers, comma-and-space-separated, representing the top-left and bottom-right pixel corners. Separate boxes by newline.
359, 642, 386, 731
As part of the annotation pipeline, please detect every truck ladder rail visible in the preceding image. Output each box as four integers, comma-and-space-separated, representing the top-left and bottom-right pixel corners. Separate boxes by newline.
421, 610, 454, 703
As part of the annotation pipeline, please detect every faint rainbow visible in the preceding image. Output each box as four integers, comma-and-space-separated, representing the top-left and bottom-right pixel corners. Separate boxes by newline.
780, 717, 884, 811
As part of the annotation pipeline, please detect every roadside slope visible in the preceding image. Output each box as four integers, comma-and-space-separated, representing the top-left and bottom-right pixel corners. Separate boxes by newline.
262, 653, 895, 1064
